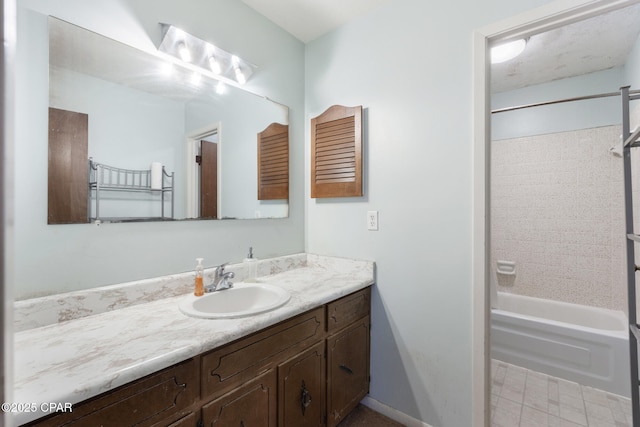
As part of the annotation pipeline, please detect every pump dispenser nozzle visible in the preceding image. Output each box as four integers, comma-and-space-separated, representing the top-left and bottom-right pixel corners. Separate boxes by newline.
244, 247, 258, 282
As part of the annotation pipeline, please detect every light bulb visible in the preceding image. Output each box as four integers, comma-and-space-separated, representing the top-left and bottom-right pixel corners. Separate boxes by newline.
178, 42, 191, 62
191, 72, 201, 85
216, 81, 225, 94
491, 39, 527, 64
234, 66, 246, 85
208, 56, 221, 74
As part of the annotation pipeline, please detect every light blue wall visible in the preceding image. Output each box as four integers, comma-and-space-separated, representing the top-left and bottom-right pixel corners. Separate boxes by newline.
303, 0, 558, 425
492, 68, 625, 140
14, 0, 305, 298
625, 32, 640, 91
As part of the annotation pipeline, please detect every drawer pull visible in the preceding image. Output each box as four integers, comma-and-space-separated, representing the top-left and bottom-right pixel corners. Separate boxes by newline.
301, 381, 312, 415
339, 364, 354, 374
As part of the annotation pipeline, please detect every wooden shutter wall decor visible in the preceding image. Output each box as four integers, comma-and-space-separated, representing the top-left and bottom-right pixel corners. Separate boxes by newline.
258, 123, 289, 200
311, 105, 363, 198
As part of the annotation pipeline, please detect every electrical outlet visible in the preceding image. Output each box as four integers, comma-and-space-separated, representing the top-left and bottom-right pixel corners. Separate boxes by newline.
367, 211, 379, 231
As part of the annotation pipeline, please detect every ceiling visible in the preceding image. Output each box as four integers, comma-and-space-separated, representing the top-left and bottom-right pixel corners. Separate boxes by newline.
491, 3, 640, 93
241, 1, 640, 93
50, 2, 640, 97
240, 0, 392, 43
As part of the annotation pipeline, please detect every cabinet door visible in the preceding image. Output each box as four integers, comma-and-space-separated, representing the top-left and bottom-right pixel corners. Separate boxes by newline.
326, 316, 370, 427
278, 342, 325, 427
202, 369, 277, 427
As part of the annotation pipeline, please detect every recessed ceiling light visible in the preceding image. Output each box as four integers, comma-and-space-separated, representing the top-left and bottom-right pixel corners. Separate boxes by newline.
491, 39, 527, 64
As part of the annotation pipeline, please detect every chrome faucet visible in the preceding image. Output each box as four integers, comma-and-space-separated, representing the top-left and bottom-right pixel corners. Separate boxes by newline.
205, 263, 235, 292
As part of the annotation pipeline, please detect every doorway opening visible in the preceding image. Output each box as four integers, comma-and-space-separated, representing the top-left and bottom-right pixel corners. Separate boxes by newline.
185, 124, 222, 219
474, 1, 640, 425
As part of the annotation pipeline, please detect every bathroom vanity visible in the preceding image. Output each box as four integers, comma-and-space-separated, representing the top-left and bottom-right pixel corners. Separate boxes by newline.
14, 254, 374, 427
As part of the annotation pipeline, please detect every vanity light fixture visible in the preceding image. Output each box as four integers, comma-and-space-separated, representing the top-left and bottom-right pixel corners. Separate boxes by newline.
158, 24, 256, 87
491, 38, 527, 64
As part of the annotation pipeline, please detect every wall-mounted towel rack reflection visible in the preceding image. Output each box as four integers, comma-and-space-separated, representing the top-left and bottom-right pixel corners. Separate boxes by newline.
88, 158, 174, 222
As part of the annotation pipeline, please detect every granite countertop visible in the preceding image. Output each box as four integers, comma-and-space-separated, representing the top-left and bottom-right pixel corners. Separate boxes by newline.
13, 254, 374, 425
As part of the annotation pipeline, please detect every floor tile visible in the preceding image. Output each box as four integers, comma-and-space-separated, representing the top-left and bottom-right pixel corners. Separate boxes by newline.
520, 406, 549, 427
490, 360, 633, 427
493, 396, 523, 427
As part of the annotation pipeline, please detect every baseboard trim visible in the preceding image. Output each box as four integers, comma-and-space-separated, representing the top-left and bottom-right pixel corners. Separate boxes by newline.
360, 396, 433, 427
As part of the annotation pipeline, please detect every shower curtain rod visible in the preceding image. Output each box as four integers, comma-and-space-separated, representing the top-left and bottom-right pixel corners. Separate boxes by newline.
491, 88, 640, 114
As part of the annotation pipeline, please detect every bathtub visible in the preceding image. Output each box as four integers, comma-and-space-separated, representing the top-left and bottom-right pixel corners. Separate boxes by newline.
491, 292, 630, 397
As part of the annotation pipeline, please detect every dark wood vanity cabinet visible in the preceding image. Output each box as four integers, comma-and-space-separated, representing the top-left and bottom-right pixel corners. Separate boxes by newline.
25, 287, 370, 427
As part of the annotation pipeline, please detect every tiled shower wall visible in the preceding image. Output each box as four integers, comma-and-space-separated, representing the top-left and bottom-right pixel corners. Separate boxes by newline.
491, 125, 628, 312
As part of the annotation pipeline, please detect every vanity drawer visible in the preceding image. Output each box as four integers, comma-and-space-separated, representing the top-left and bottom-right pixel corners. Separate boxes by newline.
326, 287, 371, 334
201, 307, 325, 399
28, 358, 198, 427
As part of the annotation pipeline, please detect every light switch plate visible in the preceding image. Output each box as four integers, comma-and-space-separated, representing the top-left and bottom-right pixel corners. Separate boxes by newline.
367, 211, 379, 231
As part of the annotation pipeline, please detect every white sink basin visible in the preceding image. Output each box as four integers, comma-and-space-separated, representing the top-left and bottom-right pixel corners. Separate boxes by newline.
179, 282, 290, 319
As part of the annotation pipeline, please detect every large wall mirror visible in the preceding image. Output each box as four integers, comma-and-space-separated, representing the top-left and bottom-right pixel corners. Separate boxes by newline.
48, 16, 289, 224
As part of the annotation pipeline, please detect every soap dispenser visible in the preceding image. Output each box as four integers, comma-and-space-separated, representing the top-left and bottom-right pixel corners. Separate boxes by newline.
244, 247, 258, 282
194, 258, 204, 296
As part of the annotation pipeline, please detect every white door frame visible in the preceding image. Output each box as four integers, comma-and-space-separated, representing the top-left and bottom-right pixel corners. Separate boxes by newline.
472, 0, 639, 424
185, 123, 222, 219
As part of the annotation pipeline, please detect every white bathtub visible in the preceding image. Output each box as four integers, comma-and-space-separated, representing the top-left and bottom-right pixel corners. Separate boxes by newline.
491, 292, 630, 397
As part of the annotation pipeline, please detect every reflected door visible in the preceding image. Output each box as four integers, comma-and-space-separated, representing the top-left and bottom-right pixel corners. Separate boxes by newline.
200, 140, 218, 219
48, 107, 88, 224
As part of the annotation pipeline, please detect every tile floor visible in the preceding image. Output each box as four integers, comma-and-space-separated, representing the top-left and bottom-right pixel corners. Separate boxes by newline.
492, 360, 633, 427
